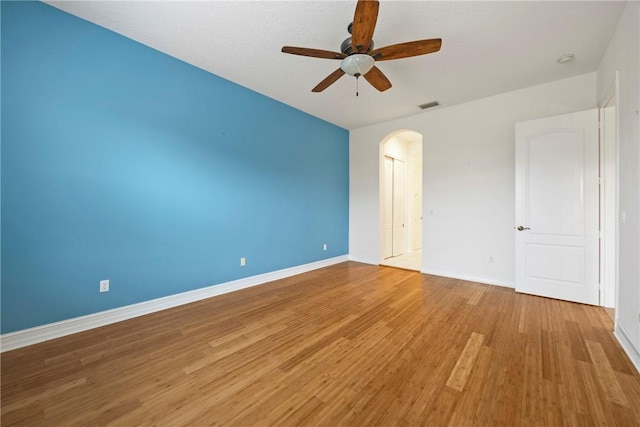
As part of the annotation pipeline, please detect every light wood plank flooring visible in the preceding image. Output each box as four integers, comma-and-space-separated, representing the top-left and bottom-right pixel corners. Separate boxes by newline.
2, 262, 639, 426
381, 249, 422, 271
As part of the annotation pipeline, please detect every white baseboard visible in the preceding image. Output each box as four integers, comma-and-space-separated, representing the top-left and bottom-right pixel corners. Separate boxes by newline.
614, 324, 640, 374
420, 269, 514, 289
0, 255, 349, 352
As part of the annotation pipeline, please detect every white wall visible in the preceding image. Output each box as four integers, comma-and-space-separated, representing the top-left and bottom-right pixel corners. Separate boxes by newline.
596, 1, 640, 368
350, 73, 597, 286
407, 139, 423, 253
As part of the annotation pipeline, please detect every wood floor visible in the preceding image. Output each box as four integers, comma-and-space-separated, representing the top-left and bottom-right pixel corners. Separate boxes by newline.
380, 249, 422, 271
2, 262, 639, 426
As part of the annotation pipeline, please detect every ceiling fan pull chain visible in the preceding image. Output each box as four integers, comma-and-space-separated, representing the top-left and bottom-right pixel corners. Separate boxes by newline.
356, 75, 359, 97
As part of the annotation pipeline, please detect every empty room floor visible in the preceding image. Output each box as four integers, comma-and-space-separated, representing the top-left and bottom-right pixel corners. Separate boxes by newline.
2, 262, 639, 426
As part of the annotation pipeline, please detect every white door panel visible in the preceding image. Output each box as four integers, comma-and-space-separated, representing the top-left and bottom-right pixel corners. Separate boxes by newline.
515, 109, 599, 305
526, 244, 584, 283
528, 131, 585, 236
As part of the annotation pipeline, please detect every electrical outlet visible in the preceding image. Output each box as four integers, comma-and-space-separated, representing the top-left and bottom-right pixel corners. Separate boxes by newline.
100, 279, 109, 293
240, 257, 246, 267
323, 244, 327, 251
489, 256, 495, 263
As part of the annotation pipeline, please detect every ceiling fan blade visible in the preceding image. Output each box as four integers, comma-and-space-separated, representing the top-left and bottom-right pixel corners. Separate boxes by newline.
363, 66, 391, 92
351, 0, 379, 53
369, 38, 442, 61
312, 68, 346, 92
282, 46, 346, 60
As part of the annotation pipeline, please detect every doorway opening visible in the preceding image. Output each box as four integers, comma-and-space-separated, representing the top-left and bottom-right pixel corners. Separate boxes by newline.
599, 73, 619, 324
379, 130, 423, 271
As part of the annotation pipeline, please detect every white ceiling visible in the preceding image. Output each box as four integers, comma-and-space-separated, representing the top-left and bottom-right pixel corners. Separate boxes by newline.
46, 1, 625, 130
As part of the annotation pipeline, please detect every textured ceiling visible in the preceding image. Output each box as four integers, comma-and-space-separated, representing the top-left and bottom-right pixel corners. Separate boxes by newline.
46, 1, 626, 130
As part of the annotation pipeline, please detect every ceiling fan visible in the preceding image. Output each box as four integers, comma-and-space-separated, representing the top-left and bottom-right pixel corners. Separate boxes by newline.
281, 0, 442, 94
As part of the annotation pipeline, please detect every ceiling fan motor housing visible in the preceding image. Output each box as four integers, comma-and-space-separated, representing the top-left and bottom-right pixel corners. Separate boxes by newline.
340, 37, 374, 56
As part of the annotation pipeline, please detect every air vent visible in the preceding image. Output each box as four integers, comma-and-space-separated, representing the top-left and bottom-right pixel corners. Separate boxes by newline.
419, 101, 440, 110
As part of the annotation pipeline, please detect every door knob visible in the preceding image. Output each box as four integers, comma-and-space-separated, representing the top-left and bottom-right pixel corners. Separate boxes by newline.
517, 226, 531, 231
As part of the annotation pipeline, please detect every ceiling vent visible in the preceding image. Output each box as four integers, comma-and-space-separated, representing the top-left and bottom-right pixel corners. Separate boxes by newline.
419, 101, 440, 110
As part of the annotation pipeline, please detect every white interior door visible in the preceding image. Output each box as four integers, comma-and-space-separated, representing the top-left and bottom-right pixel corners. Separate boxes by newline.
383, 157, 393, 259
515, 109, 599, 305
392, 159, 405, 256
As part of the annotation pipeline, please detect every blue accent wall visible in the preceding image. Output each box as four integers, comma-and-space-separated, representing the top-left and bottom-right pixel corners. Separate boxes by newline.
1, 2, 349, 333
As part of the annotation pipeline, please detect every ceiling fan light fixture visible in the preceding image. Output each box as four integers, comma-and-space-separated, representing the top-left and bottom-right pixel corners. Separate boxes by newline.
340, 54, 375, 77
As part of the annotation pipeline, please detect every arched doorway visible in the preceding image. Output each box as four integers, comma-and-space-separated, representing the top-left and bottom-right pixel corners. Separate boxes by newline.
379, 130, 423, 271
